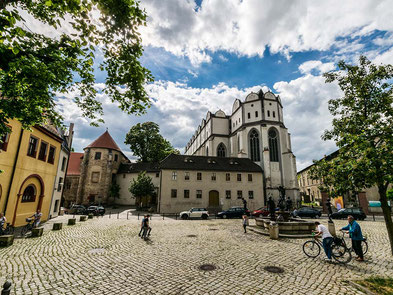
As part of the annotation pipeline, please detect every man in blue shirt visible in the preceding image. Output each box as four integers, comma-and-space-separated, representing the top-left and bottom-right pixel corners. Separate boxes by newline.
341, 215, 364, 261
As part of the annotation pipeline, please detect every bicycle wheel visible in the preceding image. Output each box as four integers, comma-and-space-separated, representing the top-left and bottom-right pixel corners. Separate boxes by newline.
21, 225, 31, 237
5, 226, 14, 235
332, 244, 352, 264
303, 240, 321, 258
362, 240, 368, 255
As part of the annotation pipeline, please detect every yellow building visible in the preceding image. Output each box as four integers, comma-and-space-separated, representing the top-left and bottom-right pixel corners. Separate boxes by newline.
0, 119, 63, 226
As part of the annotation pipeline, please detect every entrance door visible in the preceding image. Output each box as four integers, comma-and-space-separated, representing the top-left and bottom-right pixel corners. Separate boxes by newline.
209, 190, 219, 207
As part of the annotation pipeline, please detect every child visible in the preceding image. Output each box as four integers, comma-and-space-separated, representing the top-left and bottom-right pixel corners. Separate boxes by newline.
242, 215, 249, 233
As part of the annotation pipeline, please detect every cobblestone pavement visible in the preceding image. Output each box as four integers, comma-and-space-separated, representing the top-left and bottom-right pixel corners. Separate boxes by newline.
1, 213, 393, 295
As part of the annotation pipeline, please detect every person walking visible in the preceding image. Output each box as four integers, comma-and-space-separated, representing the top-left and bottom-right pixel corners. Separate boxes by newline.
314, 221, 333, 262
242, 215, 249, 233
341, 215, 364, 261
0, 212, 6, 236
145, 214, 152, 237
139, 215, 147, 237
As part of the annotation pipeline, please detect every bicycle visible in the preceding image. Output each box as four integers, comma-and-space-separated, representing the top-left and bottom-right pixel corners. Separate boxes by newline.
3, 223, 15, 235
21, 218, 35, 237
340, 231, 368, 255
303, 233, 352, 264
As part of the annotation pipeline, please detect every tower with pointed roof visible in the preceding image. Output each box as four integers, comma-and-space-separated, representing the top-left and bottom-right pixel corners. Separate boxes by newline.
73, 130, 128, 205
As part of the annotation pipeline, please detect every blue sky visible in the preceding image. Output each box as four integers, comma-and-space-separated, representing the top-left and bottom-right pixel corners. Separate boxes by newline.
53, 0, 393, 170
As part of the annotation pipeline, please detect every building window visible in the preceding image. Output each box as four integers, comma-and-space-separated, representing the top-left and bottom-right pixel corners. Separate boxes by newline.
255, 111, 258, 118
185, 172, 190, 180
48, 146, 56, 164
0, 128, 11, 151
95, 152, 101, 160
184, 190, 190, 198
273, 111, 276, 118
237, 174, 242, 181
156, 172, 159, 178
217, 143, 226, 157
38, 141, 48, 161
226, 190, 231, 199
248, 191, 254, 199
237, 135, 240, 152
61, 157, 67, 171
57, 177, 63, 192
196, 190, 202, 199
267, 110, 270, 117
197, 172, 202, 180
211, 173, 216, 181
249, 129, 260, 162
27, 136, 38, 158
248, 174, 252, 182
226, 173, 230, 181
54, 199, 60, 213
21, 185, 36, 203
172, 171, 177, 180
114, 154, 118, 162
237, 190, 242, 199
171, 189, 177, 198
268, 129, 279, 162
247, 112, 251, 119
91, 172, 100, 183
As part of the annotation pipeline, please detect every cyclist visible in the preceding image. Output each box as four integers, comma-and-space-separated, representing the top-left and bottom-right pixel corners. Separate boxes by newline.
314, 221, 333, 262
0, 212, 6, 235
30, 209, 42, 228
341, 215, 364, 262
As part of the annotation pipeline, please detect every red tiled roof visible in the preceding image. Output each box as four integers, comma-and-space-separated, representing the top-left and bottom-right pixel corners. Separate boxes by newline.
85, 131, 121, 151
67, 152, 84, 176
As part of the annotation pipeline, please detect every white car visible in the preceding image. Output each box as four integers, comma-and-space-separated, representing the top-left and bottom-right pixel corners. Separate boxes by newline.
180, 208, 209, 220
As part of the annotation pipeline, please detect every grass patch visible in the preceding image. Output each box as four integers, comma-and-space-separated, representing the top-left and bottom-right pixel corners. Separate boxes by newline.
356, 277, 393, 295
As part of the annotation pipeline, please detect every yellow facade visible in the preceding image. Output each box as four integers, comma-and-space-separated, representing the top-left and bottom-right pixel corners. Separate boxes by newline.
0, 119, 62, 226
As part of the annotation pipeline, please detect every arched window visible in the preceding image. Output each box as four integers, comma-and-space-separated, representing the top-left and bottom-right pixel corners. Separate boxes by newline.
249, 129, 260, 161
21, 185, 36, 203
268, 129, 279, 162
217, 143, 226, 157
206, 147, 209, 156
237, 135, 240, 152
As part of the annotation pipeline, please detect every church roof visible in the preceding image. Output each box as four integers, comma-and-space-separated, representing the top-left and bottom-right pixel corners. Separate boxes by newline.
85, 130, 121, 151
118, 162, 160, 173
160, 154, 263, 172
67, 152, 84, 175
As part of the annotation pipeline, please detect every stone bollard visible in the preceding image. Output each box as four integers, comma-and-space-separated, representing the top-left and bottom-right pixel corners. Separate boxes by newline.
0, 235, 14, 247
328, 220, 336, 237
88, 213, 94, 219
52, 223, 63, 231
80, 215, 87, 222
1, 281, 12, 295
68, 218, 76, 225
269, 222, 279, 240
31, 227, 44, 237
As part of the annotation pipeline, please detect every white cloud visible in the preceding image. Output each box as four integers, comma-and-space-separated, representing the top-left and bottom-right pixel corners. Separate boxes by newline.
140, 0, 393, 65
298, 60, 335, 74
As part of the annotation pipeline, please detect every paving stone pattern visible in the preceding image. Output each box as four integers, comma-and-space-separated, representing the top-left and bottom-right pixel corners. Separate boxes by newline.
0, 214, 392, 295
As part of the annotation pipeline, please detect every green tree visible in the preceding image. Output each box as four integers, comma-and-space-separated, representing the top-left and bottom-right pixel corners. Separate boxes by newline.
109, 183, 120, 199
125, 122, 179, 162
0, 0, 153, 136
309, 56, 393, 255
129, 171, 155, 208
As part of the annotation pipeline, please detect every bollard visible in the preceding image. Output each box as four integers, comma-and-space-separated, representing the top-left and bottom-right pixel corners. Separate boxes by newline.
117, 212, 119, 219
127, 212, 129, 220
52, 223, 63, 230
138, 213, 140, 220
175, 213, 177, 220
1, 281, 11, 295
269, 222, 279, 240
163, 213, 164, 220
88, 214, 94, 219
109, 212, 111, 219
373, 214, 375, 221
68, 218, 76, 226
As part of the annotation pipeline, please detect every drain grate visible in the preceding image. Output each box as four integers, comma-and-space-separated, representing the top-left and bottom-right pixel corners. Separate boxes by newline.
187, 234, 197, 238
199, 264, 216, 271
88, 248, 105, 254
263, 266, 284, 273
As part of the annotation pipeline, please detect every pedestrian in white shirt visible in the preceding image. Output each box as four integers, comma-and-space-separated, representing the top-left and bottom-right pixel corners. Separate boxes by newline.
314, 221, 333, 261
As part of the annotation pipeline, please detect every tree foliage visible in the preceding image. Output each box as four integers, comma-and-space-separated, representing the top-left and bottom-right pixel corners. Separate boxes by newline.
129, 171, 155, 199
125, 122, 179, 162
309, 56, 393, 254
108, 183, 120, 199
0, 0, 153, 136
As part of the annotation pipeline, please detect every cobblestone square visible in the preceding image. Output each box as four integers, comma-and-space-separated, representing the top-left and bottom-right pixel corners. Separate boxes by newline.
1, 212, 392, 295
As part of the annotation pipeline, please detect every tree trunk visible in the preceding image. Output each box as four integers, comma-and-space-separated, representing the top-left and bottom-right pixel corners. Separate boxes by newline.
378, 185, 393, 255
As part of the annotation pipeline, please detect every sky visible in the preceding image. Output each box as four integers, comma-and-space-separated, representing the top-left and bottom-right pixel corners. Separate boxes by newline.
53, 0, 393, 170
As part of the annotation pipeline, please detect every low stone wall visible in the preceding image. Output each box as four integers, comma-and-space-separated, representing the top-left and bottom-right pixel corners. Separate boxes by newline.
256, 218, 315, 235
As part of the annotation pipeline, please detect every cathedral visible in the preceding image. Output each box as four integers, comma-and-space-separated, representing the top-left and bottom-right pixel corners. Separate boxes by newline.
184, 89, 299, 201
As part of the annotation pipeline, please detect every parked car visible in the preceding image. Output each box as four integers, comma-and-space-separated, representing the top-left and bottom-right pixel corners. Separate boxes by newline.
330, 208, 366, 220
291, 207, 321, 218
180, 208, 209, 220
217, 207, 250, 219
68, 205, 86, 215
252, 207, 270, 217
87, 206, 106, 216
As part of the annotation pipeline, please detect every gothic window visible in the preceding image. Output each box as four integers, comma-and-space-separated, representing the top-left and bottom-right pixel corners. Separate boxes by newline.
217, 143, 226, 157
268, 129, 279, 162
249, 129, 260, 161
21, 185, 36, 203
